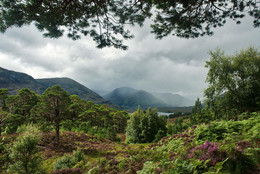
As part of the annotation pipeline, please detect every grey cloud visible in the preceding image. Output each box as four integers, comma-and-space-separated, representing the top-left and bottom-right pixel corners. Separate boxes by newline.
0, 17, 259, 100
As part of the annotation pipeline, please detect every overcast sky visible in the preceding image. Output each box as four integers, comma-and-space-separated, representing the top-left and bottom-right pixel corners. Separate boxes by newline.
0, 17, 259, 100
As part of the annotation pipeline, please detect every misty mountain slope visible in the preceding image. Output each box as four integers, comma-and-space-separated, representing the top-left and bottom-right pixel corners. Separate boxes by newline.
103, 87, 139, 105
104, 87, 170, 110
128, 90, 169, 108
152, 92, 194, 107
0, 67, 46, 94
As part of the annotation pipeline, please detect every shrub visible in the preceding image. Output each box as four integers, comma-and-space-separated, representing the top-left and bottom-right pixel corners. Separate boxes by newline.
53, 148, 86, 170
54, 156, 75, 170
8, 125, 43, 174
137, 161, 162, 174
126, 107, 167, 143
16, 123, 39, 133
187, 141, 226, 166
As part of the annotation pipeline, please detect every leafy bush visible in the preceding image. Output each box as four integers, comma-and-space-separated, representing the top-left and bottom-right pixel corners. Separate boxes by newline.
53, 148, 86, 170
16, 123, 39, 133
137, 161, 162, 174
223, 146, 258, 174
54, 156, 75, 170
167, 117, 189, 135
8, 125, 43, 174
126, 107, 167, 143
194, 113, 260, 142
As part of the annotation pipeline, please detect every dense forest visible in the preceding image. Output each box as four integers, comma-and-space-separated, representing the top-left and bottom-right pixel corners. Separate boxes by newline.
0, 47, 260, 173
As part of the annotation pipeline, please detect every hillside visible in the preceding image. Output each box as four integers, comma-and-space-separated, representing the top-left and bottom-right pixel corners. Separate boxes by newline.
104, 87, 171, 110
0, 67, 46, 95
0, 67, 111, 105
1, 112, 259, 174
152, 92, 194, 107
37, 77, 106, 104
104, 87, 194, 110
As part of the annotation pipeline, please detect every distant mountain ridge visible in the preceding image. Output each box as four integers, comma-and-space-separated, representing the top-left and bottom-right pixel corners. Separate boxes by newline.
36, 78, 106, 104
103, 87, 194, 110
0, 67, 111, 105
104, 87, 169, 110
0, 67, 46, 94
152, 92, 194, 107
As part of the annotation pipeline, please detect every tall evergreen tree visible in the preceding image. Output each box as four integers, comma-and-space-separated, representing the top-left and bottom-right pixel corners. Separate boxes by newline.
0, 109, 8, 136
192, 98, 203, 115
0, 89, 8, 110
0, 89, 9, 136
16, 88, 39, 121
33, 85, 71, 145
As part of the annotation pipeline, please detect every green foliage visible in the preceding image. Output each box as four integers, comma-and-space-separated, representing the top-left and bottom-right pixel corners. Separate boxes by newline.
151, 0, 259, 39
53, 148, 86, 170
137, 161, 161, 174
1, 112, 256, 174
63, 102, 128, 141
8, 125, 43, 174
1, 1, 258, 49
146, 112, 260, 174
54, 156, 75, 170
0, 108, 8, 135
33, 85, 71, 145
3, 114, 24, 134
167, 117, 189, 135
126, 107, 167, 143
190, 109, 213, 125
0, 88, 8, 110
204, 47, 260, 118
2, 88, 39, 134
168, 112, 182, 119
0, 137, 12, 173
192, 98, 203, 115
193, 112, 260, 143
16, 88, 39, 118
1, 85, 128, 142
223, 147, 257, 174
16, 123, 39, 133
0, 0, 152, 50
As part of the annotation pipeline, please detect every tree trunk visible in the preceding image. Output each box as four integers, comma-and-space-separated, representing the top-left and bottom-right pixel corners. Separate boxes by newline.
56, 125, 60, 145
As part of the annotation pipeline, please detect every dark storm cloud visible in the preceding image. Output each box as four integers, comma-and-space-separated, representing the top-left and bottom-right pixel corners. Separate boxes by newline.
0, 17, 259, 100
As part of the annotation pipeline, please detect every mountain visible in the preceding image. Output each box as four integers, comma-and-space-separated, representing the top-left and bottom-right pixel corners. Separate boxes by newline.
0, 67, 46, 95
104, 87, 195, 111
152, 92, 194, 107
104, 87, 170, 110
0, 67, 111, 105
36, 78, 106, 104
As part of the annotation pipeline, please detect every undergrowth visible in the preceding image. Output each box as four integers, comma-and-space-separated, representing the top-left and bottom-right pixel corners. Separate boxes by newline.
1, 112, 259, 173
